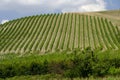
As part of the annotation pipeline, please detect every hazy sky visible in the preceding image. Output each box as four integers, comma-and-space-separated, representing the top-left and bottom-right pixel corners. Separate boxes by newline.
0, 0, 120, 24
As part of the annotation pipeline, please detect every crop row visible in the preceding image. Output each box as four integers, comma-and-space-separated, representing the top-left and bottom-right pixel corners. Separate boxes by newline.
0, 13, 119, 54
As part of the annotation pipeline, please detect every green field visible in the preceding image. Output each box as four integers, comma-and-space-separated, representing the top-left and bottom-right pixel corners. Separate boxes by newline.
0, 13, 120, 54
2, 75, 120, 80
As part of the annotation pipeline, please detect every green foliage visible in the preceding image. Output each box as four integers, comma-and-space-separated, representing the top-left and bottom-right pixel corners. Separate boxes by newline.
0, 49, 120, 78
64, 48, 108, 78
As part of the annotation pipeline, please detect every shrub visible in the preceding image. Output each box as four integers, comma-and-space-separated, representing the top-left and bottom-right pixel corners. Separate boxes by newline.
0, 50, 120, 78
64, 48, 111, 78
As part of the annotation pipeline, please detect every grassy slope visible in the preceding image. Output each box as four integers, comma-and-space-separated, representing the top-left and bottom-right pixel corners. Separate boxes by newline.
84, 10, 120, 29
97, 10, 120, 27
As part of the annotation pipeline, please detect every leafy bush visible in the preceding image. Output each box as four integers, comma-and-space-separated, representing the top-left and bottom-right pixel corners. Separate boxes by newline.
0, 49, 120, 78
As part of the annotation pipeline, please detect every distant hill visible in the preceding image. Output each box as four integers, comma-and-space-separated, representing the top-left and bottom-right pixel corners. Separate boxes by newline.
0, 12, 120, 54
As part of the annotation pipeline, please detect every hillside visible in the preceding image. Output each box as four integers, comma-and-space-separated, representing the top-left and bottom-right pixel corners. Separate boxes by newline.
84, 10, 120, 28
0, 13, 120, 54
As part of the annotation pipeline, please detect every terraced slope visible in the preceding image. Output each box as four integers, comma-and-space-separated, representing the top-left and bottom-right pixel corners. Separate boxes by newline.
0, 13, 120, 54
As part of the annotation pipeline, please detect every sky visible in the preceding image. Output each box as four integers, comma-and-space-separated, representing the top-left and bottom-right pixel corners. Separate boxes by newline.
0, 0, 120, 24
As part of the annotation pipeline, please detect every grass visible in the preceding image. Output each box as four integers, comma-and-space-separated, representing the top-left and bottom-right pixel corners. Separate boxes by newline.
2, 75, 120, 80
0, 52, 72, 63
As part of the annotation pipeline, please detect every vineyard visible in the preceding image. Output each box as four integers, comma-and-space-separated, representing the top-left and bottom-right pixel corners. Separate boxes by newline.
0, 13, 120, 54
